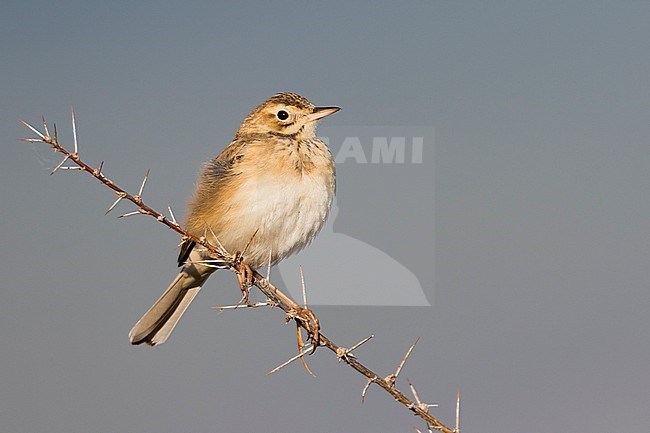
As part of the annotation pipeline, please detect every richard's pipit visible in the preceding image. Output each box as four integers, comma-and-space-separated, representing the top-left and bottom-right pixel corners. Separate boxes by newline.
129, 93, 339, 346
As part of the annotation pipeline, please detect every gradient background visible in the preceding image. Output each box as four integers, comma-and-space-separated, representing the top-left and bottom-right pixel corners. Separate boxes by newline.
2, 2, 649, 432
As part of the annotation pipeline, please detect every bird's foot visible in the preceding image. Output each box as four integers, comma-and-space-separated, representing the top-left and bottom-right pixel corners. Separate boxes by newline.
233, 254, 254, 307
292, 306, 320, 353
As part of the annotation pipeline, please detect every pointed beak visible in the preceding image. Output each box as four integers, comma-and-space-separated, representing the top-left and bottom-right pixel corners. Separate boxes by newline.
306, 106, 341, 122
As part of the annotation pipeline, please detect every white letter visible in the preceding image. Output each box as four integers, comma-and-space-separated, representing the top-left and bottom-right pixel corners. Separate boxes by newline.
371, 137, 405, 163
335, 137, 367, 164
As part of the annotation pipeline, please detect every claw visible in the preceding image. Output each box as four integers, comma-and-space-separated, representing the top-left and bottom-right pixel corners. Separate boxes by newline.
296, 323, 315, 376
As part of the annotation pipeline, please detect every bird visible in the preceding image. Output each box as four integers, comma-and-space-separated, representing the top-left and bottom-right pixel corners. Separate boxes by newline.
129, 92, 340, 346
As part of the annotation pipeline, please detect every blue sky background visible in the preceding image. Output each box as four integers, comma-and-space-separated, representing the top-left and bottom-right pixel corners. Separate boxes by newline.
2, 2, 650, 432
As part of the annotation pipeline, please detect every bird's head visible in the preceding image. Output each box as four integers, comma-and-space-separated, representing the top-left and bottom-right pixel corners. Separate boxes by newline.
236, 92, 340, 139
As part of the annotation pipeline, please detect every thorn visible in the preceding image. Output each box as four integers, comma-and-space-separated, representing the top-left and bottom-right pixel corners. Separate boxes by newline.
387, 336, 420, 386
211, 302, 271, 311
299, 265, 308, 308
348, 334, 374, 354
60, 166, 83, 170
408, 379, 422, 406
50, 155, 71, 175
41, 114, 50, 139
70, 107, 78, 154
455, 389, 461, 433
266, 248, 273, 280
94, 161, 104, 176
17, 138, 44, 143
53, 123, 58, 143
167, 204, 177, 224
265, 344, 313, 376
19, 119, 45, 139
361, 377, 376, 403
187, 259, 229, 270
118, 210, 144, 218
105, 192, 126, 215
137, 168, 150, 198
407, 379, 438, 413
336, 335, 374, 363
240, 228, 259, 258
212, 293, 250, 312
205, 223, 228, 257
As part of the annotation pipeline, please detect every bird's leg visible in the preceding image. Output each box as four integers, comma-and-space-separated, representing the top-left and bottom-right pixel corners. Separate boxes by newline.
233, 252, 254, 306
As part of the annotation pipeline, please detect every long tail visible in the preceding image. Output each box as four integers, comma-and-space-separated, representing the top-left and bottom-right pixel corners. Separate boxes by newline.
129, 255, 214, 346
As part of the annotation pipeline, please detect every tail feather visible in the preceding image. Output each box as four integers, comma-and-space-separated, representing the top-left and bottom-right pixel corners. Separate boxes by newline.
129, 254, 214, 346
149, 286, 200, 345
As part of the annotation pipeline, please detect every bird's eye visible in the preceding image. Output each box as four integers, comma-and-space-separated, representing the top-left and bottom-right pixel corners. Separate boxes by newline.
276, 110, 289, 121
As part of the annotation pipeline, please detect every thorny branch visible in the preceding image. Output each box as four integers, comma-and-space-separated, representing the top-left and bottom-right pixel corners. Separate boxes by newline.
19, 113, 457, 433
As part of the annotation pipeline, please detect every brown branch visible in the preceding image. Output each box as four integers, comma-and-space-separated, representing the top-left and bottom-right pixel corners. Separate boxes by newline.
18, 114, 456, 433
